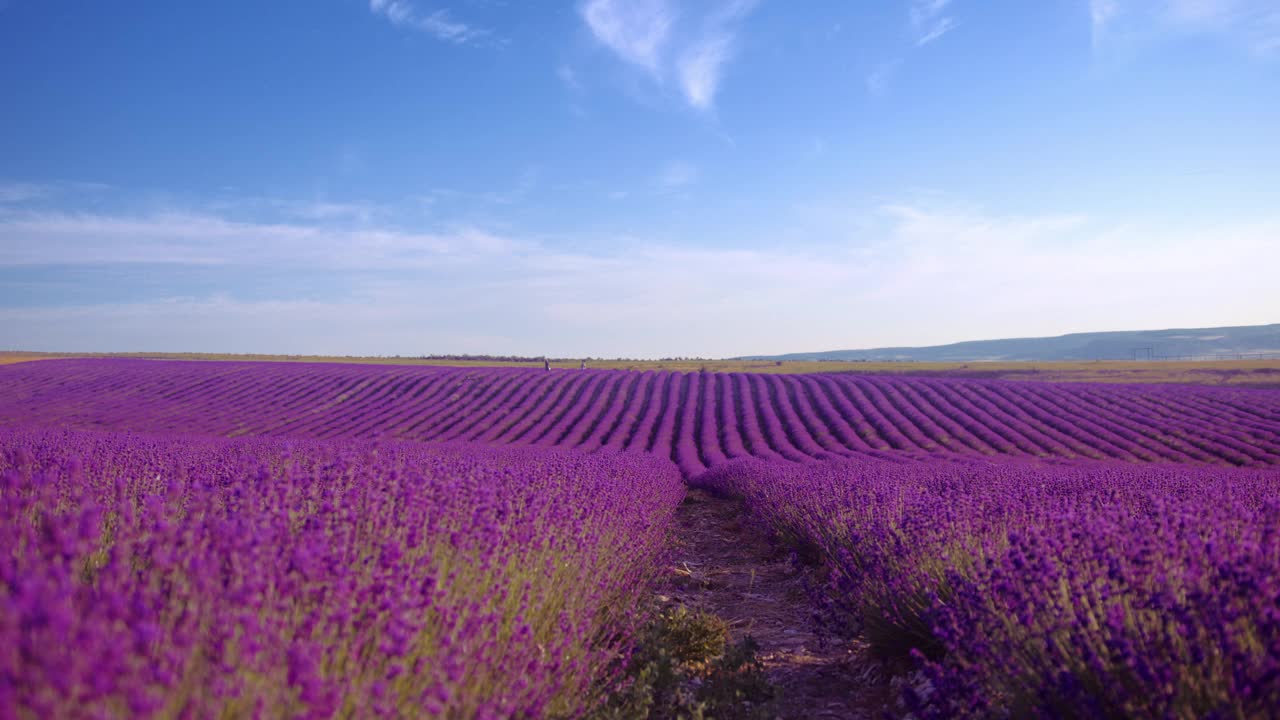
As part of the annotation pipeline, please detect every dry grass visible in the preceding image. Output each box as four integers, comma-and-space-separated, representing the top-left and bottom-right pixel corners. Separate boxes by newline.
2, 351, 1278, 386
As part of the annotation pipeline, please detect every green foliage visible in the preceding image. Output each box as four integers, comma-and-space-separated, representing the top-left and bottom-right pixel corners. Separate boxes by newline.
660, 607, 729, 667
593, 606, 775, 720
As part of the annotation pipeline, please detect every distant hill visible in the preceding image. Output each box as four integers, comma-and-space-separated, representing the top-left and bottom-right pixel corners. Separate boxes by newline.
737, 324, 1280, 363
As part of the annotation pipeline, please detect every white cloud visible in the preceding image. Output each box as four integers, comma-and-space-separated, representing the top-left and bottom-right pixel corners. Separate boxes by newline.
1256, 14, 1280, 55
656, 160, 698, 189
865, 2, 954, 96
0, 210, 514, 269
1091, 0, 1120, 47
848, 205, 1280, 339
369, 0, 484, 44
206, 197, 382, 223
580, 0, 758, 111
910, 0, 955, 46
285, 201, 379, 222
557, 63, 583, 92
580, 0, 675, 73
0, 182, 47, 204
1165, 0, 1244, 25
865, 61, 899, 95
1090, 0, 1280, 57
677, 34, 732, 110
2, 202, 1277, 357
677, 0, 758, 110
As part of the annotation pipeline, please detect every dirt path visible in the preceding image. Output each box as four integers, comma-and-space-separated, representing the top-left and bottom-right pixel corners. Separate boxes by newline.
662, 489, 888, 719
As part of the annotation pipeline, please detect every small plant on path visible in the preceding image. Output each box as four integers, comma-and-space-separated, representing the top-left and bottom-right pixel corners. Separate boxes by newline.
593, 606, 776, 719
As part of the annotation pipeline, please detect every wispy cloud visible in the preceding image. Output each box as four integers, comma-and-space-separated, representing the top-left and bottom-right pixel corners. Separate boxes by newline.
0, 210, 514, 269
1090, 0, 1280, 57
866, 2, 956, 96
557, 63, 583, 92
910, 0, 956, 46
0, 182, 48, 204
1256, 13, 1280, 55
580, 0, 759, 111
277, 201, 380, 223
676, 0, 758, 111
677, 35, 732, 110
656, 160, 698, 190
203, 196, 383, 224
581, 0, 675, 74
4, 198, 1277, 357
1090, 0, 1119, 48
369, 0, 485, 44
422, 168, 539, 208
865, 61, 899, 95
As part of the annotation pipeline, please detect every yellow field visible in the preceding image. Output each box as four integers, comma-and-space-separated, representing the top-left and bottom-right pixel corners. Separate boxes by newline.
3, 350, 1279, 386
0, 353, 49, 365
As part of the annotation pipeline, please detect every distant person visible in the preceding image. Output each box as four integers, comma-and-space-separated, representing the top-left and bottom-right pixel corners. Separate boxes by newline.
544, 359, 550, 371
580, 360, 586, 370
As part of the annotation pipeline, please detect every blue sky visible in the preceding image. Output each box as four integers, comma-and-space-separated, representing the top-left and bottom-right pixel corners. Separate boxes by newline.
1, 0, 1277, 357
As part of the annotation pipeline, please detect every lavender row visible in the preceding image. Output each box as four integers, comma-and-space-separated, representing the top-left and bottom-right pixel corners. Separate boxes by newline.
0, 428, 685, 718
2, 359, 1278, 469
695, 456, 1280, 718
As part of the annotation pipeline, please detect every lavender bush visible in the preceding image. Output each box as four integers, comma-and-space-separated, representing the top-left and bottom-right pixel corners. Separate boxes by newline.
0, 429, 684, 718
695, 456, 1280, 717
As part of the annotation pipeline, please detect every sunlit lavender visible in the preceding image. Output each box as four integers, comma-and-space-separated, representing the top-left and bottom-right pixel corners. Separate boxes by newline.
1, 429, 683, 718
2, 359, 1279, 717
696, 456, 1280, 717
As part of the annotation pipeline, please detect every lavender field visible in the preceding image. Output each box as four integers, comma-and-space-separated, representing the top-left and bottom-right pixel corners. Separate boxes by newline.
1, 429, 683, 718
698, 456, 1280, 717
3, 359, 1279, 470
2, 359, 1279, 717
9, 0, 1279, 715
